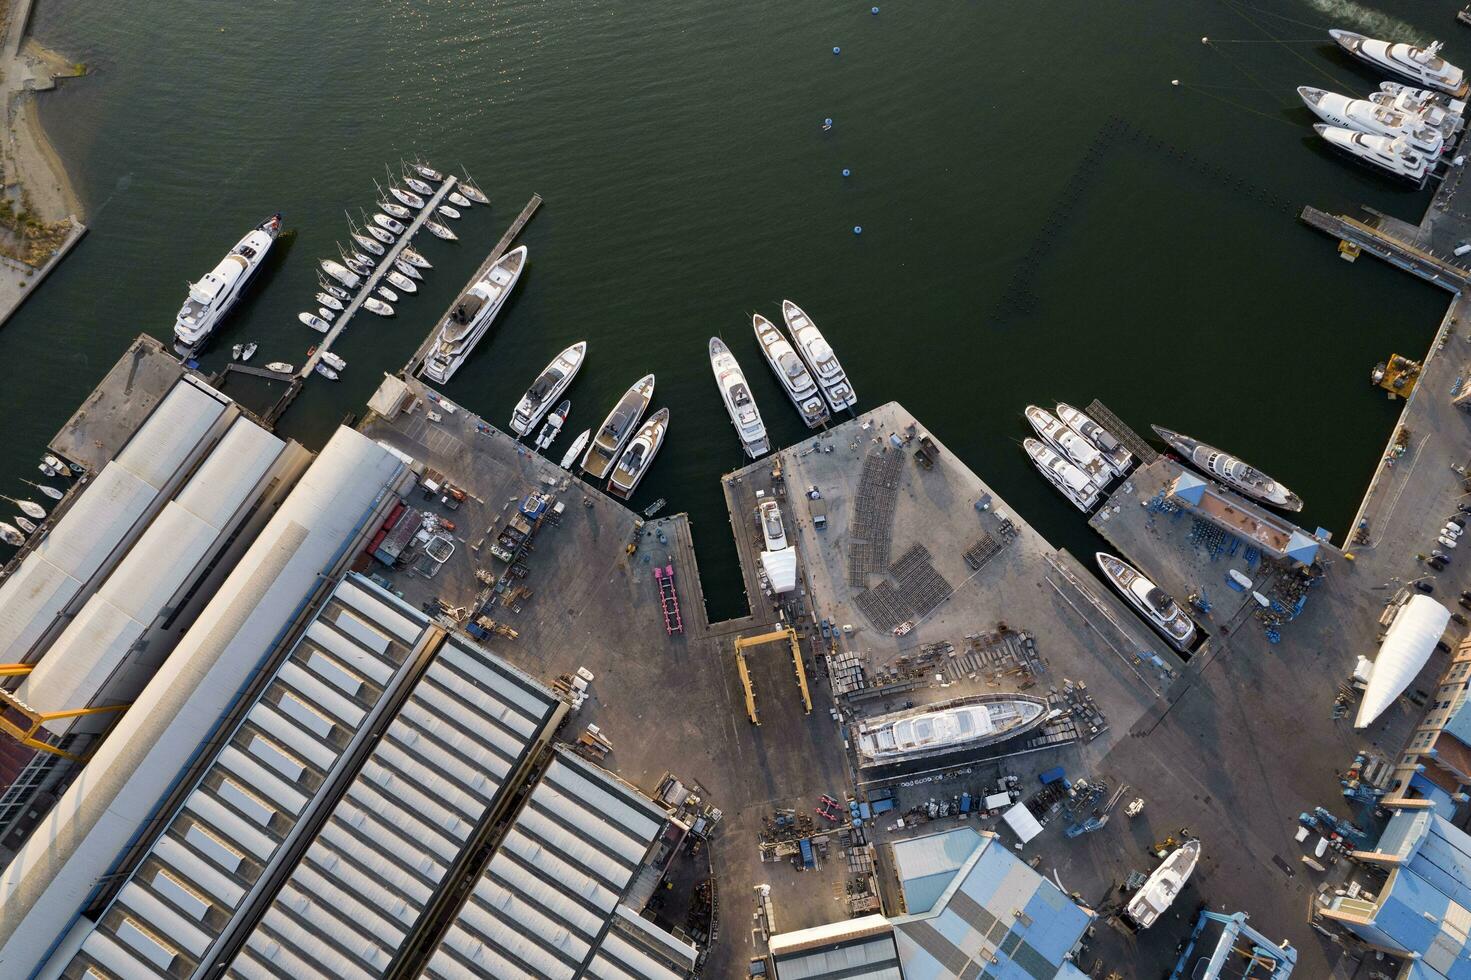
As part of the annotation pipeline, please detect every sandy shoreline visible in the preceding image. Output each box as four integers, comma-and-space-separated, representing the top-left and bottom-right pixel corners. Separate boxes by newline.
1, 1, 86, 226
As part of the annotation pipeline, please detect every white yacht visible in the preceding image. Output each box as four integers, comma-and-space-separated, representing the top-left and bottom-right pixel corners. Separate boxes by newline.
1023, 437, 1102, 512
1298, 87, 1444, 155
1024, 405, 1111, 486
1371, 83, 1465, 139
758, 498, 787, 551
510, 341, 587, 437
421, 245, 527, 385
1330, 30, 1467, 97
782, 300, 855, 412
1379, 81, 1467, 116
582, 374, 655, 480
534, 399, 570, 451
320, 259, 361, 290
710, 337, 769, 459
1096, 553, 1196, 652
560, 429, 591, 470
608, 407, 669, 500
173, 212, 281, 355
855, 694, 1051, 766
1151, 425, 1303, 511
753, 314, 829, 428
1312, 124, 1431, 186
1056, 403, 1132, 476
1126, 839, 1200, 929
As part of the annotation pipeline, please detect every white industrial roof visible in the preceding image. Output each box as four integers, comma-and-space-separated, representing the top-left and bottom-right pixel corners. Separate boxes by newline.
1358, 594, 1452, 728
228, 638, 562, 980
418, 749, 687, 980
50, 575, 431, 980
113, 379, 227, 491
0, 427, 410, 979
770, 915, 900, 980
761, 548, 799, 594
173, 417, 287, 528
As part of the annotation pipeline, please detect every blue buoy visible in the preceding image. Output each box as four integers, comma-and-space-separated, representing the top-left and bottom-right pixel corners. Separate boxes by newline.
833, 45, 841, 54
842, 168, 851, 177
872, 5, 879, 13
823, 117, 833, 129
853, 225, 863, 235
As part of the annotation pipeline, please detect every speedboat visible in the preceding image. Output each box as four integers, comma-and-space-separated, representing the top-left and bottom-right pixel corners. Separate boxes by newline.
855, 694, 1051, 766
320, 350, 346, 371
352, 232, 386, 256
510, 341, 587, 436
405, 176, 434, 196
426, 220, 457, 240
460, 182, 490, 205
1313, 124, 1431, 185
317, 306, 336, 322
364, 297, 395, 317
582, 374, 655, 479
608, 407, 669, 500
1330, 30, 1467, 97
1096, 553, 1196, 651
535, 399, 571, 451
448, 191, 472, 208
239, 342, 257, 361
316, 291, 344, 311
386, 270, 417, 293
372, 213, 406, 235
366, 225, 394, 245
710, 337, 769, 458
1056, 402, 1132, 476
379, 200, 412, 220
438, 204, 461, 219
264, 361, 294, 374
1298, 87, 1444, 155
1125, 839, 1200, 929
0, 522, 23, 547
393, 259, 423, 280
173, 212, 282, 356
783, 300, 855, 412
376, 285, 399, 303
421, 245, 526, 384
315, 363, 340, 381
413, 163, 444, 182
754, 313, 829, 428
560, 429, 591, 470
390, 186, 426, 209
1151, 425, 1303, 511
400, 246, 431, 269
1024, 437, 1102, 512
1024, 405, 1111, 486
299, 312, 330, 332
231, 343, 243, 360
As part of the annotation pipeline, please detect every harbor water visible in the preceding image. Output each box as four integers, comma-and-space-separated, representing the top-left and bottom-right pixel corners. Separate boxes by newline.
2, 0, 1458, 620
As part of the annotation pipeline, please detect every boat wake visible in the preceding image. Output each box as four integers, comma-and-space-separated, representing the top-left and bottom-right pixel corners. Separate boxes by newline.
1302, 0, 1423, 46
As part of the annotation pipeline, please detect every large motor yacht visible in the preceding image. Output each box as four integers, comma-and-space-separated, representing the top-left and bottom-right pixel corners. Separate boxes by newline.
753, 314, 829, 428
1369, 83, 1465, 139
510, 342, 587, 437
1151, 425, 1303, 511
1312, 124, 1431, 186
1023, 437, 1103, 513
782, 300, 856, 412
1096, 553, 1196, 652
608, 407, 669, 500
173, 212, 281, 356
1298, 87, 1444, 156
582, 374, 655, 480
421, 245, 527, 385
1056, 402, 1132, 477
1125, 839, 1201, 929
1330, 30, 1467, 97
710, 337, 770, 459
1024, 405, 1111, 487
856, 694, 1051, 766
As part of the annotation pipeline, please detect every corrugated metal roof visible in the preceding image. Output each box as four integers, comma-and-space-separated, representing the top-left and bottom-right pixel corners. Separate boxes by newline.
2, 428, 410, 979
113, 380, 226, 491
228, 639, 562, 980
771, 916, 901, 980
174, 418, 286, 528
891, 828, 982, 915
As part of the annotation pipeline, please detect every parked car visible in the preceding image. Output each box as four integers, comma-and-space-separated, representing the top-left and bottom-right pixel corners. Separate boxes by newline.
1430, 557, 1448, 572
1453, 612, 1467, 626
1416, 581, 1436, 593
1441, 535, 1459, 549
1449, 515, 1466, 529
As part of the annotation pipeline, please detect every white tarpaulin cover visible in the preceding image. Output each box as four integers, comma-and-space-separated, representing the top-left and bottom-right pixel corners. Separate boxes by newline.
1357, 594, 1451, 728
1002, 803, 1043, 843
761, 548, 798, 594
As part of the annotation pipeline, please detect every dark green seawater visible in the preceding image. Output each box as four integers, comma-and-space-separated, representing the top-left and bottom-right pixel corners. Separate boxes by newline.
4, 0, 1462, 620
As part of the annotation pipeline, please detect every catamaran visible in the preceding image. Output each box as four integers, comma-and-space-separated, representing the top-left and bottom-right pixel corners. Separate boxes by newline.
173, 212, 282, 355
421, 245, 527, 385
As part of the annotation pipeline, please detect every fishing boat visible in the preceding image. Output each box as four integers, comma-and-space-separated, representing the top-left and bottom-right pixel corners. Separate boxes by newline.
1151, 425, 1303, 511
1312, 124, 1431, 185
315, 364, 340, 381
264, 361, 294, 374
438, 204, 461, 219
710, 338, 769, 459
782, 300, 856, 412
1125, 839, 1200, 929
413, 163, 444, 182
425, 220, 457, 241
352, 232, 386, 256
364, 297, 395, 317
1023, 437, 1102, 512
510, 342, 587, 436
401, 247, 432, 269
21, 480, 62, 501
1025, 405, 1111, 486
390, 186, 426, 209
582, 374, 655, 479
173, 212, 282, 356
385, 271, 416, 294
372, 213, 406, 235
321, 281, 350, 301
366, 225, 394, 245
0, 522, 23, 547
560, 429, 591, 470
855, 693, 1051, 766
754, 313, 829, 428
1096, 553, 1196, 651
421, 245, 526, 384
316, 291, 344, 311
534, 399, 571, 451
377, 285, 399, 303
608, 407, 669, 500
405, 176, 434, 196
1330, 30, 1467, 97
299, 312, 330, 333
393, 259, 423, 280
448, 191, 472, 208
1298, 86, 1444, 155
379, 200, 412, 220
320, 350, 346, 371
1056, 403, 1132, 476
240, 342, 257, 361
460, 182, 490, 205
643, 498, 666, 518
13, 516, 36, 535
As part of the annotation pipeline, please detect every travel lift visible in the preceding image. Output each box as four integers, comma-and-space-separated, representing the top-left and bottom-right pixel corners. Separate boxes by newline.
732, 626, 812, 726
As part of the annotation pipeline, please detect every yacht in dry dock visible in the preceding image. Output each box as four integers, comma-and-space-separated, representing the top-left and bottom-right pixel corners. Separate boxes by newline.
1056, 403, 1132, 476
1024, 437, 1103, 512
1025, 405, 1111, 486
582, 374, 655, 480
608, 407, 669, 499
510, 342, 587, 437
783, 300, 855, 412
1151, 425, 1302, 511
710, 338, 769, 459
173, 212, 282, 355
855, 694, 1051, 767
1298, 87, 1444, 156
1312, 124, 1431, 185
753, 314, 829, 428
422, 245, 527, 385
1096, 553, 1196, 651
1125, 839, 1200, 929
1330, 30, 1467, 97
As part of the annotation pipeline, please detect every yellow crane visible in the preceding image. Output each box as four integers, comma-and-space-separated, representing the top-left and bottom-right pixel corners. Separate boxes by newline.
731, 627, 812, 726
0, 663, 130, 762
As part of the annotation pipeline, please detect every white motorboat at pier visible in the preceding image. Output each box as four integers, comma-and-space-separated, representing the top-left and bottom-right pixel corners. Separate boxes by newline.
560, 429, 591, 470
535, 399, 570, 451
1096, 553, 1196, 651
1024, 437, 1102, 512
1056, 402, 1132, 476
783, 300, 855, 412
422, 245, 527, 385
754, 313, 829, 428
510, 342, 587, 437
1025, 405, 1111, 486
173, 212, 282, 355
710, 337, 769, 459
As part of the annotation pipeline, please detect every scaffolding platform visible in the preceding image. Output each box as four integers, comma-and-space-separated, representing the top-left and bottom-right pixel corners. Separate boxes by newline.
655, 563, 684, 635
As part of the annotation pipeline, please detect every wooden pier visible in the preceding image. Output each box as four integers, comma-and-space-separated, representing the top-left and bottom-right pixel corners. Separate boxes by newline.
403, 194, 543, 378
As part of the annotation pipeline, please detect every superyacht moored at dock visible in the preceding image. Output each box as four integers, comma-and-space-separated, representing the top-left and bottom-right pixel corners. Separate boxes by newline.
783, 300, 855, 413
855, 694, 1051, 767
1330, 30, 1467, 97
710, 337, 769, 459
1096, 552, 1196, 652
608, 407, 669, 500
422, 245, 527, 385
1057, 402, 1132, 476
1025, 405, 1111, 486
173, 212, 282, 355
1312, 124, 1432, 185
1024, 437, 1103, 512
1298, 87, 1444, 156
753, 313, 829, 428
1151, 425, 1303, 511
1371, 83, 1466, 139
582, 374, 655, 480
510, 342, 586, 437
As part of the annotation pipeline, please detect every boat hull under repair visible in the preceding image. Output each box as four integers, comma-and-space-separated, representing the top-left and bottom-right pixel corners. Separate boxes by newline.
855, 693, 1050, 767
1126, 839, 1201, 929
1151, 425, 1302, 511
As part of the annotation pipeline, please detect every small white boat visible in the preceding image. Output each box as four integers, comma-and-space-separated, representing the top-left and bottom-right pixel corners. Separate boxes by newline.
377, 285, 399, 303
320, 260, 361, 289
0, 522, 23, 547
14, 516, 36, 534
232, 343, 244, 361
1151, 425, 1303, 511
1313, 123, 1431, 185
393, 259, 423, 280
379, 200, 412, 220
321, 281, 350, 301
386, 270, 418, 293
316, 291, 344, 311
345, 257, 373, 277
240, 342, 257, 361
352, 232, 386, 256
1330, 30, 1467, 97
535, 399, 570, 450
264, 361, 294, 374
560, 429, 591, 470
1125, 839, 1200, 929
365, 297, 395, 317
20, 480, 63, 501
390, 186, 426, 209
413, 163, 444, 182
460, 183, 489, 205
405, 176, 434, 196
299, 311, 330, 332
426, 220, 457, 240
320, 350, 347, 371
400, 247, 432, 269
37, 461, 56, 478
437, 204, 461, 219
608, 407, 669, 500
318, 306, 336, 321
315, 363, 340, 381
44, 455, 70, 478
448, 191, 472, 208
367, 225, 394, 245
373, 213, 406, 235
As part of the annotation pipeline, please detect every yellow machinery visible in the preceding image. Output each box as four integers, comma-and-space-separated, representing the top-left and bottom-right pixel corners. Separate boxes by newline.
732, 627, 812, 726
0, 664, 129, 762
